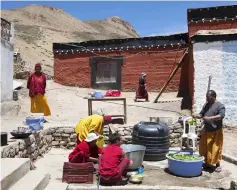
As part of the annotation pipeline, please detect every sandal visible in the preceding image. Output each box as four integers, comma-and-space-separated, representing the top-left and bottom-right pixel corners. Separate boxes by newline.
215, 166, 222, 172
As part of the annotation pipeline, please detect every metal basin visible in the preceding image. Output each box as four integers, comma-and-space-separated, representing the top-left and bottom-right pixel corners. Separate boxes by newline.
121, 144, 146, 170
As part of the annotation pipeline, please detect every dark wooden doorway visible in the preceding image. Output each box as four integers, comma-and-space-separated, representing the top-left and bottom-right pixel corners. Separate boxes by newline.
90, 56, 123, 90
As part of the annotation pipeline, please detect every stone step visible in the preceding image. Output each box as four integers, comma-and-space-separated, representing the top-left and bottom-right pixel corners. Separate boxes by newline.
9, 170, 50, 190
44, 181, 68, 190
1, 158, 30, 190
68, 184, 216, 190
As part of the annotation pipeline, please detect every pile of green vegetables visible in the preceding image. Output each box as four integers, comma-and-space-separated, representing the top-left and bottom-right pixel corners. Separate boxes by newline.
168, 153, 202, 161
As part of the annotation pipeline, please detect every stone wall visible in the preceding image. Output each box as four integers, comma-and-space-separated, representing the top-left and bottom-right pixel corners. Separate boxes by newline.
169, 122, 202, 147
1, 130, 53, 160
1, 123, 202, 161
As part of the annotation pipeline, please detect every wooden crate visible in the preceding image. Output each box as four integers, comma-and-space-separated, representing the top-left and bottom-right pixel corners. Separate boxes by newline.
62, 162, 94, 183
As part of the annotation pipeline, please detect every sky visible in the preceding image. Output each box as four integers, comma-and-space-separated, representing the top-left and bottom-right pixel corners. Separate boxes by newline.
1, 1, 236, 36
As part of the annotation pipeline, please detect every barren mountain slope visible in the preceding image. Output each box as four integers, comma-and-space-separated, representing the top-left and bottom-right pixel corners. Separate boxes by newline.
1, 4, 139, 77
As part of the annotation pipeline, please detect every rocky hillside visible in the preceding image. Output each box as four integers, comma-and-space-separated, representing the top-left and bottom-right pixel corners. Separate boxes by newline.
1, 4, 139, 77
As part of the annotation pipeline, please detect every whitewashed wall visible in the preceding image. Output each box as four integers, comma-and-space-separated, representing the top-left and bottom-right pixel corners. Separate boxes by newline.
1, 23, 14, 102
193, 40, 237, 126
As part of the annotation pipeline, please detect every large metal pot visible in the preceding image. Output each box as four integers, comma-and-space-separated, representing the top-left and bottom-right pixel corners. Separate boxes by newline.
121, 144, 146, 170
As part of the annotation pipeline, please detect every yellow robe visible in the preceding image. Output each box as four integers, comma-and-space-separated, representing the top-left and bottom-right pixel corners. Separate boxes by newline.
31, 94, 51, 116
75, 115, 105, 148
199, 128, 223, 165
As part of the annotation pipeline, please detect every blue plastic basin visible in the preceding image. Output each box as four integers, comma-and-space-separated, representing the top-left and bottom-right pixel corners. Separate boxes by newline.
166, 152, 204, 177
94, 91, 103, 98
25, 116, 44, 131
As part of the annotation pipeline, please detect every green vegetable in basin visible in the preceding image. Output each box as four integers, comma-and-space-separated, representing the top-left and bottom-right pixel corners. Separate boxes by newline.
168, 153, 202, 161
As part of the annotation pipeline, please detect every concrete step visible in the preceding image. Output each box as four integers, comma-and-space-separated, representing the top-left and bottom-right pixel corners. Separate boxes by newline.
44, 181, 68, 190
1, 158, 30, 190
9, 170, 50, 190
68, 184, 216, 190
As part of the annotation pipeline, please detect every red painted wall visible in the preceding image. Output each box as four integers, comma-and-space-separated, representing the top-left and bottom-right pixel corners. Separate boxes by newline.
54, 46, 188, 92
188, 19, 237, 36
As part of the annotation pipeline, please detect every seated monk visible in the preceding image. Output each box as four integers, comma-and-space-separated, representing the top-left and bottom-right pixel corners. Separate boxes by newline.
98, 133, 133, 185
68, 132, 102, 163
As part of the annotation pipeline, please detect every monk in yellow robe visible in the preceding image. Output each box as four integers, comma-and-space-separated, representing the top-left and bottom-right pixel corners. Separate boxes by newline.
27, 63, 51, 116
75, 115, 123, 148
194, 90, 225, 172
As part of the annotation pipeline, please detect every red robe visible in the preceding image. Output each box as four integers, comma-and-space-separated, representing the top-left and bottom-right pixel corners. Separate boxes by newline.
27, 73, 46, 98
69, 141, 102, 163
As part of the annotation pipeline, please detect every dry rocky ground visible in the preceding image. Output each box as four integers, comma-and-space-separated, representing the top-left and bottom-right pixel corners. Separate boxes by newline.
1, 4, 139, 77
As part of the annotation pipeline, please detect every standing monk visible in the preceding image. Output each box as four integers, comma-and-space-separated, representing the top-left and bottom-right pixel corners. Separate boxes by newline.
27, 63, 51, 116
135, 72, 149, 102
193, 90, 225, 172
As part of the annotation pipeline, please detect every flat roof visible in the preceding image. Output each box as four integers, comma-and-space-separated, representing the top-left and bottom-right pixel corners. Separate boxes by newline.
187, 4, 237, 22
191, 32, 237, 43
53, 33, 189, 53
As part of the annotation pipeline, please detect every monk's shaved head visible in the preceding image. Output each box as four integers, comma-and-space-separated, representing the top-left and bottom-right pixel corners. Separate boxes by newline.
206, 90, 217, 104
207, 90, 217, 98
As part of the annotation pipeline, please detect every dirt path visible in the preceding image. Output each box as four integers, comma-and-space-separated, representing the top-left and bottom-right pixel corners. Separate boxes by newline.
1, 80, 189, 134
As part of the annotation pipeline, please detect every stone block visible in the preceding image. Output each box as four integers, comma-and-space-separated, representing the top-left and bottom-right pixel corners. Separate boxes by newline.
174, 128, 183, 133
62, 137, 70, 142
18, 149, 27, 158
53, 133, 62, 137
54, 137, 62, 141
29, 134, 36, 144
52, 141, 59, 146
70, 134, 77, 139
14, 144, 20, 155
118, 131, 125, 136
19, 141, 26, 150
174, 122, 182, 129
60, 141, 67, 146
67, 142, 76, 147
169, 133, 181, 139
9, 148, 15, 158
124, 131, 131, 136
63, 128, 74, 134
24, 138, 31, 147
56, 129, 64, 134
27, 143, 36, 154
49, 128, 56, 134
124, 135, 132, 141
62, 134, 70, 137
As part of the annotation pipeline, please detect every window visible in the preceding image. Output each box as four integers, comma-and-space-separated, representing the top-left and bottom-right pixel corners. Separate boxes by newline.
96, 62, 117, 83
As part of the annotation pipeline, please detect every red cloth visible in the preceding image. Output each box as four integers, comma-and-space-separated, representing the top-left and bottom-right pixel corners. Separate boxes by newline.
98, 144, 124, 177
27, 73, 46, 98
35, 63, 42, 69
103, 115, 112, 123
136, 85, 148, 100
105, 90, 121, 97
69, 141, 102, 163
135, 77, 148, 100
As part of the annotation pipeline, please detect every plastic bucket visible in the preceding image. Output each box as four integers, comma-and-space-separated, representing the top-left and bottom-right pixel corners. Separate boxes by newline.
166, 152, 204, 177
94, 91, 103, 98
25, 115, 44, 131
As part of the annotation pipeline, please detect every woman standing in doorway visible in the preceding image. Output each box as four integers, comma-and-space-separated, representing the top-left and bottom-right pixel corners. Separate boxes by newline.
27, 63, 51, 116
